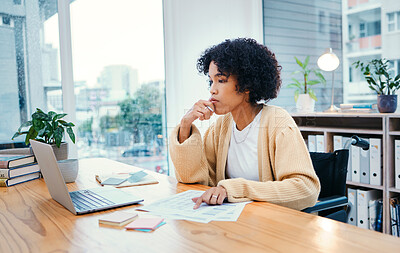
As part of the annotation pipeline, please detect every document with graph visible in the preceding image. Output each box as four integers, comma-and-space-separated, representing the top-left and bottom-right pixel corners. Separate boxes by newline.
138, 190, 250, 223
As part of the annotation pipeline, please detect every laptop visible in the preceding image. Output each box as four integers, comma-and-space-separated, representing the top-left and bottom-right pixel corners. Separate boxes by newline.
30, 140, 144, 215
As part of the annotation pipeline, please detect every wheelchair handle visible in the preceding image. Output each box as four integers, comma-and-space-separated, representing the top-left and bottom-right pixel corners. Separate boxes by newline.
351, 135, 369, 150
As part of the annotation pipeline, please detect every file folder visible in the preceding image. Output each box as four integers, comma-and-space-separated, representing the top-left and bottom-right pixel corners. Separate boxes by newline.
316, 135, 324, 152
347, 188, 357, 226
369, 138, 382, 186
357, 189, 379, 229
308, 135, 316, 152
360, 139, 370, 184
395, 140, 400, 189
343, 137, 352, 182
351, 145, 360, 183
333, 135, 343, 151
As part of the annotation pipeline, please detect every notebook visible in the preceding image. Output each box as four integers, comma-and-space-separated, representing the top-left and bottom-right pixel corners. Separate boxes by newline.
98, 211, 138, 226
30, 140, 144, 215
125, 217, 164, 230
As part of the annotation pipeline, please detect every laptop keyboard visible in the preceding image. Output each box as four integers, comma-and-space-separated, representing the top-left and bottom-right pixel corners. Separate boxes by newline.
70, 190, 115, 212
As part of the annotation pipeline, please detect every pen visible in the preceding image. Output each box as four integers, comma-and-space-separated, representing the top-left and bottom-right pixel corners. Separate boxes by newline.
205, 105, 214, 112
95, 175, 104, 186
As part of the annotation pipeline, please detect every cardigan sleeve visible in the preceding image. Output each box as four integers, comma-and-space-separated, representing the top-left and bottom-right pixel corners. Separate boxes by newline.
169, 123, 218, 186
218, 125, 320, 211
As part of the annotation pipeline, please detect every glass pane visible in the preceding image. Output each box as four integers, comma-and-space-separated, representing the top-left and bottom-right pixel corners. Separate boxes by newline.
397, 12, 400, 30
388, 13, 394, 22
262, 0, 342, 112
344, 4, 382, 104
0, 0, 61, 147
70, 0, 167, 174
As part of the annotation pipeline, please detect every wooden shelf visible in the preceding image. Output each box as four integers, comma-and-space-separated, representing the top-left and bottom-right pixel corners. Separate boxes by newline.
298, 126, 383, 135
388, 187, 400, 194
292, 113, 400, 235
346, 181, 384, 190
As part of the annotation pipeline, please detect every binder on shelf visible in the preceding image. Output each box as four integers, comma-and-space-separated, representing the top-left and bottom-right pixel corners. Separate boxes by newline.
347, 188, 357, 226
360, 140, 370, 184
369, 138, 382, 186
343, 137, 352, 181
357, 189, 380, 229
389, 197, 398, 236
308, 135, 316, 152
395, 140, 400, 189
316, 135, 324, 152
351, 145, 361, 183
333, 135, 343, 151
368, 199, 382, 231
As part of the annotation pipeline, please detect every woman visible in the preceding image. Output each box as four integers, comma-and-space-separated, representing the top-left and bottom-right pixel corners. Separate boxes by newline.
169, 38, 320, 210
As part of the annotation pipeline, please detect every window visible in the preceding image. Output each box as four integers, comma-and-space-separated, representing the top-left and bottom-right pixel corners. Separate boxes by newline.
387, 11, 400, 32
69, 0, 167, 174
388, 12, 395, 32
388, 60, 400, 78
262, 0, 343, 112
359, 22, 366, 37
0, 0, 60, 145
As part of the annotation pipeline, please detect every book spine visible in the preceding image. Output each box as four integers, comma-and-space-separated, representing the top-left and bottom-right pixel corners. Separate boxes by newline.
0, 178, 8, 187
0, 169, 10, 178
340, 104, 376, 109
0, 161, 9, 169
376, 200, 383, 232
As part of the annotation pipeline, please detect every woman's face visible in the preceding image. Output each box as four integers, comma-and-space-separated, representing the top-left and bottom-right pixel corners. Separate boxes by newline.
208, 61, 249, 115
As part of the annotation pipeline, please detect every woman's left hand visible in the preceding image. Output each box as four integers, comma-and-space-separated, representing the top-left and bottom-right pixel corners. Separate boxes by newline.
192, 186, 227, 209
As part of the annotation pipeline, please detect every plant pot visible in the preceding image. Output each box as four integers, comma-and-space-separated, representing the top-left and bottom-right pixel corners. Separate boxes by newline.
57, 159, 79, 183
377, 95, 397, 113
52, 142, 69, 161
296, 94, 315, 113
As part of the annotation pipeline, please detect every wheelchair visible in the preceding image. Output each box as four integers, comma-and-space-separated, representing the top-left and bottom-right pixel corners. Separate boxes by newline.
302, 136, 369, 223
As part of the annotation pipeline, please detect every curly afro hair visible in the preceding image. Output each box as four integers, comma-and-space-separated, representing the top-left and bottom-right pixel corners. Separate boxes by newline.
197, 38, 282, 104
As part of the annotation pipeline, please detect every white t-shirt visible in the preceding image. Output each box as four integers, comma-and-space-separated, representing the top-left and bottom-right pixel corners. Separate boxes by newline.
226, 109, 263, 181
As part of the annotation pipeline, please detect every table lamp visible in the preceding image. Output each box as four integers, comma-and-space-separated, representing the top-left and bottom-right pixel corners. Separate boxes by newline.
317, 48, 340, 112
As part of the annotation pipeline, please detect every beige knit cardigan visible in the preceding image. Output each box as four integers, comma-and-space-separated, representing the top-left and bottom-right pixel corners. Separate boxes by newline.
169, 105, 320, 210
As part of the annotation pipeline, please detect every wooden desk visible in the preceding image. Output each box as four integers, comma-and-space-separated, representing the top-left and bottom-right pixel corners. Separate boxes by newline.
1, 158, 399, 252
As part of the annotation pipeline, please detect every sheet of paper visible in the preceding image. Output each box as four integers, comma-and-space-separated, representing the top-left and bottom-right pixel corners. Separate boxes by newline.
138, 190, 250, 223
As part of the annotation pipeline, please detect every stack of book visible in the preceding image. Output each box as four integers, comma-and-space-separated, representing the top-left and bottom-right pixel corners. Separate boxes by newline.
339, 104, 377, 113
0, 154, 41, 187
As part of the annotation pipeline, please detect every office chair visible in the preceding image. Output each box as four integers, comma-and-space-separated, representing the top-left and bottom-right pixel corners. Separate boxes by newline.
302, 136, 369, 223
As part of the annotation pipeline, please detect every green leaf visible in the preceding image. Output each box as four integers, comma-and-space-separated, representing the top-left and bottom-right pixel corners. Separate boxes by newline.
306, 80, 320, 86
17, 121, 32, 133
67, 127, 75, 143
25, 126, 38, 145
48, 111, 57, 118
304, 56, 310, 68
33, 111, 52, 121
54, 127, 64, 148
287, 82, 302, 89
54, 113, 67, 121
32, 118, 45, 132
308, 89, 317, 101
58, 120, 74, 127
11, 132, 20, 140
294, 90, 299, 102
295, 57, 304, 68
395, 74, 400, 82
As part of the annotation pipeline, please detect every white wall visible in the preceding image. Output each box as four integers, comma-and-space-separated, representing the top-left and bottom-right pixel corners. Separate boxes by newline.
163, 0, 263, 175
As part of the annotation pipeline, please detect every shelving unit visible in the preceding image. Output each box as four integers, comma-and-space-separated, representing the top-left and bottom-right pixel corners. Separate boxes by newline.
291, 112, 400, 235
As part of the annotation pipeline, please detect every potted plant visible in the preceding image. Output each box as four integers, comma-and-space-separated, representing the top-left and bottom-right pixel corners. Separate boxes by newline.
288, 56, 326, 112
354, 58, 400, 113
12, 108, 76, 160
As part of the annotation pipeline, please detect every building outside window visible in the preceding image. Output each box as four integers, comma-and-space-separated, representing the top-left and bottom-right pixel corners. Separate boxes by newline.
1, 0, 168, 175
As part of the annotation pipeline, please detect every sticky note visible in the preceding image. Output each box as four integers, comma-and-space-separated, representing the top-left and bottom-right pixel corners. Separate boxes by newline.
125, 217, 164, 230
